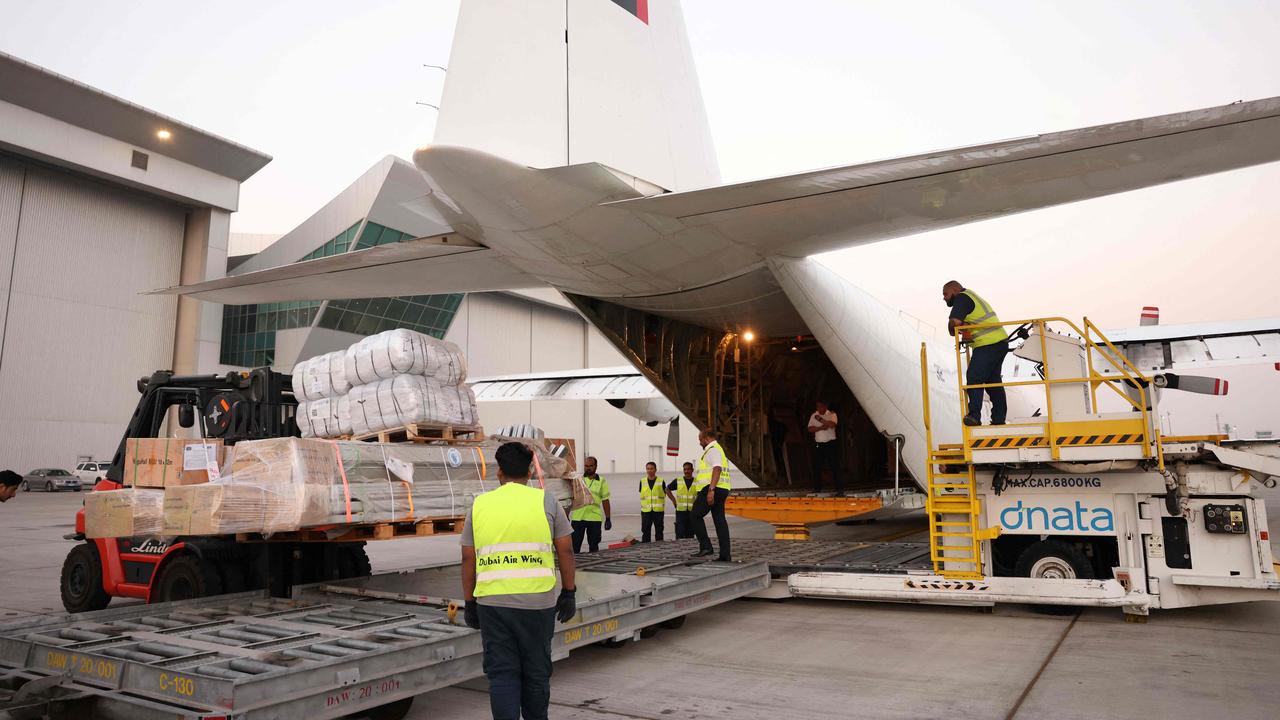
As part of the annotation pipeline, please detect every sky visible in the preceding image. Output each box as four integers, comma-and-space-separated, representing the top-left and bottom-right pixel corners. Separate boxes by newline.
1, 0, 1279, 331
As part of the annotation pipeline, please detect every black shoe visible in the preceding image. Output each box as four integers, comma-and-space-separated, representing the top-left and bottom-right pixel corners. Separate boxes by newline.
991, 421, 1006, 426
717, 556, 732, 562
691, 549, 714, 558
963, 415, 981, 427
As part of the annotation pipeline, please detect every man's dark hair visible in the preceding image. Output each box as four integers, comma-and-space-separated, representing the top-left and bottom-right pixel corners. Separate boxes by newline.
584, 455, 597, 464
645, 461, 656, 469
495, 442, 533, 479
683, 462, 694, 469
0, 470, 20, 487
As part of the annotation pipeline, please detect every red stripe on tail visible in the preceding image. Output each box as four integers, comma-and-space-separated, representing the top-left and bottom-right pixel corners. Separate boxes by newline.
637, 0, 649, 23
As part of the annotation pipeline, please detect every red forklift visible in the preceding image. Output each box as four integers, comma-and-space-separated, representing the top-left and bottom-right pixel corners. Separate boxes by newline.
59, 368, 371, 612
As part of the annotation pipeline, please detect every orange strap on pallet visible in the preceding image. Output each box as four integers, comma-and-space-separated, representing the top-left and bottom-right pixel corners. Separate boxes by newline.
332, 441, 352, 522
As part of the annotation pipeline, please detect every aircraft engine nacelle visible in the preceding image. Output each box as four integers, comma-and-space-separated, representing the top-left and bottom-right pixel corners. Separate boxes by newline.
605, 397, 679, 425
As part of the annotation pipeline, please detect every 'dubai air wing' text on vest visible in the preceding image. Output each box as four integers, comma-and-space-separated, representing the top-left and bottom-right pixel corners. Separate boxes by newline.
472, 483, 556, 597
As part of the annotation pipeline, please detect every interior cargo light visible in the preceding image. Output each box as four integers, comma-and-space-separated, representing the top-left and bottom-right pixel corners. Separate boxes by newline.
743, 331, 755, 342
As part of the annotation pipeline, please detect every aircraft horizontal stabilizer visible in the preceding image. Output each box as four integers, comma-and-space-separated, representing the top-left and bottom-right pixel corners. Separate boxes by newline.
152, 233, 540, 304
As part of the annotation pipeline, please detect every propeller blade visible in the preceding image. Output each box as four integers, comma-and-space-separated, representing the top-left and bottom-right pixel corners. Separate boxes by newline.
666, 417, 680, 457
1140, 306, 1160, 326
1156, 373, 1228, 396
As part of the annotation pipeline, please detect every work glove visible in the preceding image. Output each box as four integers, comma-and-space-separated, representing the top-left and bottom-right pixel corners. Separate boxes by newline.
604, 518, 612, 531
464, 600, 480, 629
556, 587, 577, 624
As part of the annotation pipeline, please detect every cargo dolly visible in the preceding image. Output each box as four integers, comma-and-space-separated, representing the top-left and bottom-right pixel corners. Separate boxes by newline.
0, 560, 767, 719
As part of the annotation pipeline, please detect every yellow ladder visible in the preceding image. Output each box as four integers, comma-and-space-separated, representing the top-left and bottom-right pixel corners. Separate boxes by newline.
926, 446, 998, 579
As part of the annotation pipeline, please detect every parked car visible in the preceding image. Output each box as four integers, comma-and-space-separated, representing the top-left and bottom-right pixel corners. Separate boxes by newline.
72, 460, 112, 484
22, 468, 81, 492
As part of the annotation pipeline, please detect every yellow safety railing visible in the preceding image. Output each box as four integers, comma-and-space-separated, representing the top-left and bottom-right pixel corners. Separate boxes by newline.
953, 317, 1164, 470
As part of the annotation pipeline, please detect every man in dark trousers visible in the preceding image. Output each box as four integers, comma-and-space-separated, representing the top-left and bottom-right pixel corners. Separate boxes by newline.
637, 461, 666, 542
943, 280, 1010, 426
665, 462, 697, 539
0, 470, 20, 503
460, 442, 578, 720
569, 456, 611, 552
689, 429, 732, 561
807, 400, 840, 493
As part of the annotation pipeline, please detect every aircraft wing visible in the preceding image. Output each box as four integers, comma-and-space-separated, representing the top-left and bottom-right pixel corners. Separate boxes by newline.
470, 367, 661, 402
154, 233, 540, 304
1097, 317, 1280, 373
607, 96, 1280, 258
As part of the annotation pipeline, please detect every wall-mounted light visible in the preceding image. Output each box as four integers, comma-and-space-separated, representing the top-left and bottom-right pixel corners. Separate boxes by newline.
156, 129, 172, 141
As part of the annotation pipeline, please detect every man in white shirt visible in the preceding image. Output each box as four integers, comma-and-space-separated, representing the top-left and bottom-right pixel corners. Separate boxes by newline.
807, 400, 841, 493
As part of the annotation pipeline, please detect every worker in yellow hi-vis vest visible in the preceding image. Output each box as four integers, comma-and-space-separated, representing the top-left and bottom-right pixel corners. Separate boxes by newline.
943, 280, 1010, 427
638, 461, 666, 542
665, 462, 697, 539
460, 442, 577, 720
569, 456, 611, 553
690, 429, 732, 561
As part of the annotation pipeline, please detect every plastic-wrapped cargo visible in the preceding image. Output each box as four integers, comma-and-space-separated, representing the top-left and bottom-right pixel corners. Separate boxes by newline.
160, 438, 576, 536
297, 395, 352, 439
85, 489, 165, 538
344, 329, 467, 386
347, 375, 479, 436
292, 350, 352, 401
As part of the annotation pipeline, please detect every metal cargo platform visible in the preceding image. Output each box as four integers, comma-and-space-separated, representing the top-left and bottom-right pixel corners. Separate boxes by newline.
0, 559, 768, 719
576, 538, 932, 577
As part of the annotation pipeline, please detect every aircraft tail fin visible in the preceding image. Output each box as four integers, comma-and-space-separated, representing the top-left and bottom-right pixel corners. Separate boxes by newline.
433, 0, 719, 192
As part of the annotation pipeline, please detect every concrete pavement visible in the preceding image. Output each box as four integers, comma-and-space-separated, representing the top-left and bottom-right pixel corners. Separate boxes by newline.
1, 476, 1278, 719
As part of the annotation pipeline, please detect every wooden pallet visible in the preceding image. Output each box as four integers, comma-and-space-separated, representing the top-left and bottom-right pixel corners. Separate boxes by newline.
347, 423, 486, 444
236, 516, 464, 543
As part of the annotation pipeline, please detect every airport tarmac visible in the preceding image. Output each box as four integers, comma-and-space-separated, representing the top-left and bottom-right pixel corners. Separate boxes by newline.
2, 476, 1278, 719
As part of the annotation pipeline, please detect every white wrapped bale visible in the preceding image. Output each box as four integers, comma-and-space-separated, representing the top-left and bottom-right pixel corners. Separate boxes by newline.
343, 329, 467, 386
348, 374, 479, 436
292, 350, 351, 401
297, 395, 353, 439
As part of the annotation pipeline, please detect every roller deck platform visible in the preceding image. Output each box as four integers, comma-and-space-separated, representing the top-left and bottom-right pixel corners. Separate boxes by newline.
0, 559, 768, 719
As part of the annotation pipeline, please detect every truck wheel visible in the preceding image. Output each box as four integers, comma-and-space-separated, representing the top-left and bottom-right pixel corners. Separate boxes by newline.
60, 543, 111, 613
1015, 540, 1092, 616
153, 555, 224, 602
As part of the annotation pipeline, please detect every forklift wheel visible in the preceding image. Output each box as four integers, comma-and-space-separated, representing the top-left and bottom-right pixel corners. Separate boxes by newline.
153, 555, 224, 602
338, 544, 373, 579
360, 697, 414, 720
60, 543, 111, 613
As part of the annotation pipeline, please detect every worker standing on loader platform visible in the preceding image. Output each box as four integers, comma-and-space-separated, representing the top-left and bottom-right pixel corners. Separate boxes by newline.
570, 456, 611, 553
666, 462, 697, 539
690, 429, 732, 561
0, 470, 20, 502
638, 461, 666, 542
460, 442, 578, 720
943, 280, 1010, 426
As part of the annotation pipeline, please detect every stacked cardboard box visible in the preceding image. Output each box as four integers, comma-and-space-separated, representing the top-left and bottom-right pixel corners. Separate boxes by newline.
122, 438, 225, 487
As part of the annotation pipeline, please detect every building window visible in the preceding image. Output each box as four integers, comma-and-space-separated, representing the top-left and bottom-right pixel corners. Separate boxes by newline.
219, 219, 458, 368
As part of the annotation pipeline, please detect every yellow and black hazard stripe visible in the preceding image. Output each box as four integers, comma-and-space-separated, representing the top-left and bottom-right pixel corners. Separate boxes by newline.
970, 433, 1141, 449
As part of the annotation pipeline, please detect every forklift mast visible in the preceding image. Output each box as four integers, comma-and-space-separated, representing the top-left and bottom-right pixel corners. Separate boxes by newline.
104, 368, 299, 482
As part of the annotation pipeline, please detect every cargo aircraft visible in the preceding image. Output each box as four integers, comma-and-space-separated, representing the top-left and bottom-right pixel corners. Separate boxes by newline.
163, 0, 1280, 492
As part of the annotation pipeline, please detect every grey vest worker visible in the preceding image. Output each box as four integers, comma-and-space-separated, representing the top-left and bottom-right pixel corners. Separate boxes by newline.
943, 281, 1009, 426
460, 442, 578, 720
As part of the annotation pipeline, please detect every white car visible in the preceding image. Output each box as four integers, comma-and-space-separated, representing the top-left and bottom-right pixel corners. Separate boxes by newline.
72, 460, 112, 484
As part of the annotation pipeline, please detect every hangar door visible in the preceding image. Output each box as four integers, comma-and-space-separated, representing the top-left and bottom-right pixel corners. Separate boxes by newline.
0, 154, 185, 473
